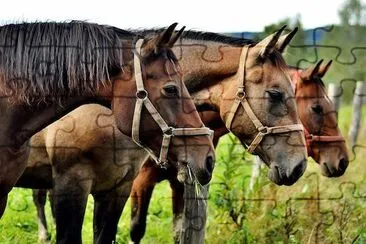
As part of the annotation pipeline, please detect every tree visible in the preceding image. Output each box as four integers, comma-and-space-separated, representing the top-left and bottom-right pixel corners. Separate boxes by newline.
339, 0, 365, 26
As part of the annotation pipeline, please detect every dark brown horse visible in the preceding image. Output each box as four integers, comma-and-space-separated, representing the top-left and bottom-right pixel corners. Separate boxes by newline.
17, 27, 308, 243
128, 60, 349, 243
0, 21, 216, 225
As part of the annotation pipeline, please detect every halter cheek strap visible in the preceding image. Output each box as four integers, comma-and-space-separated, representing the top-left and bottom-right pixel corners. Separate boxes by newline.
225, 46, 304, 154
132, 39, 214, 168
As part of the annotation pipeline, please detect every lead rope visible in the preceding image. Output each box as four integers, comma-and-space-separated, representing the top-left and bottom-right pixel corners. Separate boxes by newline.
131, 39, 213, 168
225, 46, 304, 154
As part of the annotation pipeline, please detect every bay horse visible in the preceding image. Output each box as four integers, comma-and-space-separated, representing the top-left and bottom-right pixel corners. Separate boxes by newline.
127, 39, 349, 243
0, 21, 216, 223
16, 27, 308, 243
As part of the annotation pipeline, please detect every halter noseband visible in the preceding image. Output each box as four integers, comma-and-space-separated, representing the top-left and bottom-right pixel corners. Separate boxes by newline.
132, 39, 214, 169
293, 71, 345, 146
225, 46, 304, 154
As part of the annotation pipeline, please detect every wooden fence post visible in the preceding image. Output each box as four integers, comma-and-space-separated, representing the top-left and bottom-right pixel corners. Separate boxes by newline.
328, 83, 341, 116
349, 81, 365, 147
179, 183, 208, 244
249, 156, 262, 191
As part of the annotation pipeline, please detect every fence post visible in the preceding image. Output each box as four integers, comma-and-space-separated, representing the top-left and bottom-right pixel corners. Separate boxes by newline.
249, 156, 262, 191
179, 183, 208, 244
328, 83, 341, 116
349, 81, 365, 147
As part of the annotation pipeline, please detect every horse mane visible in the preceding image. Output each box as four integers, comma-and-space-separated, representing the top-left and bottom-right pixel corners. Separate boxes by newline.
136, 28, 255, 46
0, 21, 137, 103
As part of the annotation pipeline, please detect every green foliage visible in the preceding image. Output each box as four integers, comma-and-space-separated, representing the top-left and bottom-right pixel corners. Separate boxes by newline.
207, 134, 254, 243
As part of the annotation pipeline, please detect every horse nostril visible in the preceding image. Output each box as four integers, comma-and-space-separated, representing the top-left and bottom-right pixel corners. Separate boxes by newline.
338, 158, 349, 171
289, 159, 307, 179
206, 156, 215, 173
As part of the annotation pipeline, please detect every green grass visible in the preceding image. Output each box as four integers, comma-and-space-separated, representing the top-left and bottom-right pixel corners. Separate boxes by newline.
0, 182, 174, 244
1, 104, 365, 243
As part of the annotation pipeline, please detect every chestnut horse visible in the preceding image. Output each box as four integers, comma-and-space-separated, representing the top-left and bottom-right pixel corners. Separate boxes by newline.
0, 22, 216, 223
16, 27, 308, 243
290, 60, 348, 176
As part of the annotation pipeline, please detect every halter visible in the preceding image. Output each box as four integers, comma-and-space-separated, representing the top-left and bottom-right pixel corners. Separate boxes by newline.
225, 46, 304, 154
293, 71, 345, 147
132, 39, 214, 169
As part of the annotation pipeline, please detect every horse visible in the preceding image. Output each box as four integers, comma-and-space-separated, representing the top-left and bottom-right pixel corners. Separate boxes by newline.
16, 27, 308, 243
0, 21, 216, 225
290, 60, 348, 176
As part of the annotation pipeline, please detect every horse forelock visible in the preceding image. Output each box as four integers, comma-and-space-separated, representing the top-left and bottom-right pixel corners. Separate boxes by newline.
0, 21, 136, 103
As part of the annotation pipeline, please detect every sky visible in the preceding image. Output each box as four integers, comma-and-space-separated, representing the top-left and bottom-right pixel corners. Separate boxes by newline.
0, 0, 358, 32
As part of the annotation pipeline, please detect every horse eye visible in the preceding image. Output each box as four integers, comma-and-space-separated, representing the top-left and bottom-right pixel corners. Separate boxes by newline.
312, 104, 323, 114
163, 84, 179, 97
266, 89, 283, 103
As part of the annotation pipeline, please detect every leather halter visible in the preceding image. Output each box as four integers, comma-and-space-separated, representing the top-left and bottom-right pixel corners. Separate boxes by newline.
292, 71, 345, 146
225, 46, 304, 154
132, 39, 213, 169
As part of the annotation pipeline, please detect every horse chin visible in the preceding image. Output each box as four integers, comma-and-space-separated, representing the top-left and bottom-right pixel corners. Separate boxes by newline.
268, 163, 303, 186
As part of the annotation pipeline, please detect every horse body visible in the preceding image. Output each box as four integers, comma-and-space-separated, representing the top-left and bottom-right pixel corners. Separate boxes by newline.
18, 104, 149, 243
28, 104, 149, 191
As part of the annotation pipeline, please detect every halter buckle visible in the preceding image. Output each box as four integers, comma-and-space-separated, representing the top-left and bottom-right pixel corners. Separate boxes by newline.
136, 89, 148, 100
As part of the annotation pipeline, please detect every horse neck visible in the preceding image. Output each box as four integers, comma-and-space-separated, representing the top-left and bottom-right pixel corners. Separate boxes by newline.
0, 84, 113, 147
174, 39, 243, 141
177, 38, 242, 109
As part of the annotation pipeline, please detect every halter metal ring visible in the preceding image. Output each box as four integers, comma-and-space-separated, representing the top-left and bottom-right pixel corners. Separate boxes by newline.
136, 89, 148, 100
306, 134, 314, 141
236, 87, 246, 99
258, 126, 269, 135
163, 126, 174, 136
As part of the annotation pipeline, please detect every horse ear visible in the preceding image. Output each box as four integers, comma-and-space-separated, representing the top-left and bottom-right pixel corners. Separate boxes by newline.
300, 59, 324, 81
317, 60, 333, 78
155, 23, 178, 53
255, 25, 287, 58
276, 27, 298, 53
168, 26, 185, 47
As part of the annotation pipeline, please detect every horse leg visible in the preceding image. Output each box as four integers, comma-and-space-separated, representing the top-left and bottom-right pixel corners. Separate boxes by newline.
0, 195, 8, 219
33, 189, 51, 242
0, 147, 30, 218
93, 182, 132, 244
51, 175, 91, 244
48, 189, 56, 224
130, 161, 160, 243
169, 178, 185, 244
